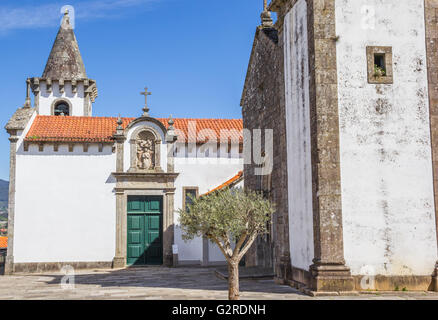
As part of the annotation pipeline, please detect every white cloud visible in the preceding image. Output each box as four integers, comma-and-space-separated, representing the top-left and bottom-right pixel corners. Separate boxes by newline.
0, 0, 158, 34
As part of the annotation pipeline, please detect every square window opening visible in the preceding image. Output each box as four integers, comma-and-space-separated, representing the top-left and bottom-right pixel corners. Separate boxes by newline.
367, 46, 393, 84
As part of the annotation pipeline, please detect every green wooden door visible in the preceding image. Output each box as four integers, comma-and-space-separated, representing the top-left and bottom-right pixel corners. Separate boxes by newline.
127, 196, 163, 265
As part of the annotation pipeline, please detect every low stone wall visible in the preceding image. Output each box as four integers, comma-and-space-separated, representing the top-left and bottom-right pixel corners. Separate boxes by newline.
12, 261, 113, 274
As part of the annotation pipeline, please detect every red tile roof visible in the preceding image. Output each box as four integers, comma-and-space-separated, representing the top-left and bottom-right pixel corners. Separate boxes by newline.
25, 116, 243, 144
0, 237, 7, 249
202, 171, 244, 197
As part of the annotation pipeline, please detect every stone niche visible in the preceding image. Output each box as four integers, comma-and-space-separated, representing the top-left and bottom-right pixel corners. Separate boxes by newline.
129, 127, 163, 173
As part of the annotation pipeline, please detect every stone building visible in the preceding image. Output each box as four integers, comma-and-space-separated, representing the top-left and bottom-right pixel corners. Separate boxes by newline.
241, 0, 438, 293
4, 11, 244, 274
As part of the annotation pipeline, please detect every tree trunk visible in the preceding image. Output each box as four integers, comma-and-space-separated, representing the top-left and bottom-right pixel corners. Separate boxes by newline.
228, 261, 240, 300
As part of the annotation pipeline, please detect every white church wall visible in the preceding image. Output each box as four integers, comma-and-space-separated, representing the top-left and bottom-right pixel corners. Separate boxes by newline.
208, 241, 225, 263
173, 152, 243, 264
38, 81, 88, 116
335, 0, 438, 275
13, 144, 116, 263
283, 0, 315, 272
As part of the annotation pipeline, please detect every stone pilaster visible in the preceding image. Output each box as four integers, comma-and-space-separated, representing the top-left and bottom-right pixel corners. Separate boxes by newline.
425, 0, 438, 291
154, 140, 162, 171
83, 93, 90, 116
163, 191, 175, 267
113, 189, 126, 268
4, 133, 19, 275
116, 141, 124, 172
114, 132, 126, 173
306, 0, 353, 292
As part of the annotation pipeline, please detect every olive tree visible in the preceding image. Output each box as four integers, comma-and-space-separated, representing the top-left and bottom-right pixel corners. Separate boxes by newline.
178, 187, 275, 300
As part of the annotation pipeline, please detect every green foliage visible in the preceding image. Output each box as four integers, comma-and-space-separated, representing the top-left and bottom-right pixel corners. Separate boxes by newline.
179, 188, 274, 242
178, 187, 275, 261
179, 187, 275, 300
374, 64, 386, 77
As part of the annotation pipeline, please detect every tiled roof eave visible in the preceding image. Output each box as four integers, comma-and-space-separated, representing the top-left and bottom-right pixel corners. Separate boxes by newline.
24, 138, 115, 143
202, 171, 244, 197
25, 116, 244, 144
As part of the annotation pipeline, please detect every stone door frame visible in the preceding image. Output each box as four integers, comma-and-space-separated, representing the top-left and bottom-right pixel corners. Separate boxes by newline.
112, 173, 178, 268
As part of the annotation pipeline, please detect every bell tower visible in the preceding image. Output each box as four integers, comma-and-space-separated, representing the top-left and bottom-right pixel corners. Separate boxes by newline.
29, 10, 98, 116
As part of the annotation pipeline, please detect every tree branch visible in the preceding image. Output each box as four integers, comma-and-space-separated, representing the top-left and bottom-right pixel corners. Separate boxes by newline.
233, 232, 247, 259
212, 237, 231, 263
223, 235, 234, 257
238, 233, 258, 261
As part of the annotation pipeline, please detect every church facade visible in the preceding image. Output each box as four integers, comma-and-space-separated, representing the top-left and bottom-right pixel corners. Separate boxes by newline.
4, 12, 243, 274
242, 0, 438, 292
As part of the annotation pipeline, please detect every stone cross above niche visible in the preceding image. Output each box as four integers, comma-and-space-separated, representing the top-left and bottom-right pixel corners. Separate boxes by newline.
140, 87, 152, 117
136, 131, 155, 170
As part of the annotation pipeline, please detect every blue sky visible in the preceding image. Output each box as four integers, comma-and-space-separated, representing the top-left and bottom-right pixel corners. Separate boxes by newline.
0, 0, 267, 180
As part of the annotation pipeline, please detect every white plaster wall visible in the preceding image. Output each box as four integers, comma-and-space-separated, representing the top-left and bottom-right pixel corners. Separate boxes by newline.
38, 81, 90, 116
174, 153, 243, 263
209, 241, 225, 262
284, 0, 315, 271
335, 0, 438, 275
14, 144, 116, 263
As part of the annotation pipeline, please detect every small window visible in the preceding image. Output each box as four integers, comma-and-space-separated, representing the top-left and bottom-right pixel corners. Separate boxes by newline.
54, 101, 70, 116
374, 54, 386, 75
367, 46, 393, 84
183, 187, 198, 212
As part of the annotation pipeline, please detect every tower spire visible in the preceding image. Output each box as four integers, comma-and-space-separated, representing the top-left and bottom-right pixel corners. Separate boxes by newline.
42, 10, 87, 80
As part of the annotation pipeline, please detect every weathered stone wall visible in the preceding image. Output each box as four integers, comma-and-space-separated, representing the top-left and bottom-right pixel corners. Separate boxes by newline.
241, 26, 291, 279
283, 0, 315, 274
336, 0, 437, 277
425, 0, 438, 279
304, 0, 353, 292
243, 0, 438, 292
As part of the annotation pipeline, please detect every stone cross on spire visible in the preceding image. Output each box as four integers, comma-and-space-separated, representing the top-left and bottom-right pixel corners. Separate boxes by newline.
140, 87, 152, 117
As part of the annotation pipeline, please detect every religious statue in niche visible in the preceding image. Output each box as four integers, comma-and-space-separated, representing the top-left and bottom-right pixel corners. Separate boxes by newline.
136, 131, 155, 170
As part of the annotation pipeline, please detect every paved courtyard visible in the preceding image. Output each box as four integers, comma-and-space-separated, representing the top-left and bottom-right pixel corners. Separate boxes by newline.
0, 267, 438, 300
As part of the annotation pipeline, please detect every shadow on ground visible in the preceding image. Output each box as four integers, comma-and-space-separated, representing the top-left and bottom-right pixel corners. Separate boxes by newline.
41, 266, 305, 295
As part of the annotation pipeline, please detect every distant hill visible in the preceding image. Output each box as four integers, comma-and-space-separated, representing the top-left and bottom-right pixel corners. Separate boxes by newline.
0, 180, 8, 202
0, 180, 8, 218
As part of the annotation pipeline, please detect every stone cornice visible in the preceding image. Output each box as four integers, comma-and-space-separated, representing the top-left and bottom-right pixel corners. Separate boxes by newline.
29, 77, 98, 102
112, 172, 179, 180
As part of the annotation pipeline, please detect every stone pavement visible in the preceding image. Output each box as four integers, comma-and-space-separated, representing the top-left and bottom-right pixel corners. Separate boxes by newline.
0, 266, 437, 300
